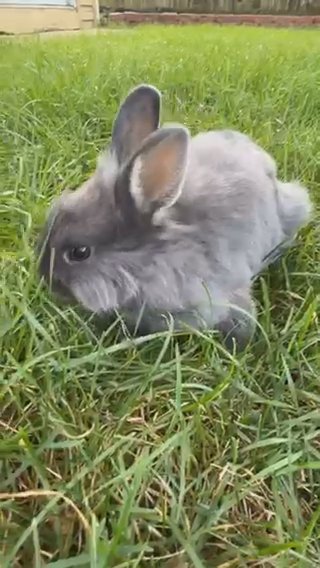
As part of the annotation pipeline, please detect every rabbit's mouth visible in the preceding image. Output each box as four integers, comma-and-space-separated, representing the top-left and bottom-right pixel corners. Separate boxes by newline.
46, 274, 75, 305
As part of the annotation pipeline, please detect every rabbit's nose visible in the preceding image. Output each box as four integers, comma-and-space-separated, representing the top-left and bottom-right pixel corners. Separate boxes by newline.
51, 276, 73, 302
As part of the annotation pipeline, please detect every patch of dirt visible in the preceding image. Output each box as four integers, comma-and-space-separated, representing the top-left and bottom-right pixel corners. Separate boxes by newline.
4, 28, 126, 38
109, 11, 320, 27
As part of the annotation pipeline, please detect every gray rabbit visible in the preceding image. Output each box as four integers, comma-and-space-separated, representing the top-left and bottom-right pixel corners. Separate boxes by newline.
38, 85, 312, 348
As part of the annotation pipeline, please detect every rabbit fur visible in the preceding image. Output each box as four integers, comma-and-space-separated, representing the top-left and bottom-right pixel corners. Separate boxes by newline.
38, 84, 312, 348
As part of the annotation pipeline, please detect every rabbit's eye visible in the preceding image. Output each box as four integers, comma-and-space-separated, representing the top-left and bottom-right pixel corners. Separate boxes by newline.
64, 246, 91, 263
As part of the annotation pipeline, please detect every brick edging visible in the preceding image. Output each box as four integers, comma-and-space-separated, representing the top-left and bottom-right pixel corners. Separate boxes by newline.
108, 11, 320, 27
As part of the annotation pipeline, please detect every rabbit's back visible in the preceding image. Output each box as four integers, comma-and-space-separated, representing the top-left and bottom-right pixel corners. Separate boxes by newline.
191, 129, 276, 178
175, 129, 285, 279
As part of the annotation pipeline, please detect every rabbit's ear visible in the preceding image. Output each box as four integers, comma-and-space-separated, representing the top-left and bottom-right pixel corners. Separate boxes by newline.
111, 84, 161, 165
128, 125, 189, 213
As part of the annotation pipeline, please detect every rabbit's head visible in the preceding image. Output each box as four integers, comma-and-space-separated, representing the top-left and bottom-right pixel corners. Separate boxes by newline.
38, 85, 190, 314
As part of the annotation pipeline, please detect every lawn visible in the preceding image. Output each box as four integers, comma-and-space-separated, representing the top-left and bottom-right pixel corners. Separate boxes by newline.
0, 24, 320, 567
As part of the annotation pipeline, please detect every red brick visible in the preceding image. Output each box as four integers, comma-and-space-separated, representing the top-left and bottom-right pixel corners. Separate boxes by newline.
109, 12, 320, 28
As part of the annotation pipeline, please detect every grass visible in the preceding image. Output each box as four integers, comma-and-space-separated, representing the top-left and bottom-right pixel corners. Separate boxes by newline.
0, 23, 320, 567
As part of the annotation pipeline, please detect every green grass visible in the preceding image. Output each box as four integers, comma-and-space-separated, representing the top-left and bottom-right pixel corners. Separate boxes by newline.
0, 24, 320, 567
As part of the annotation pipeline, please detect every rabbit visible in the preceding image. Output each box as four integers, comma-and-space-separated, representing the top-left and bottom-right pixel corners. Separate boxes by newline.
38, 84, 312, 349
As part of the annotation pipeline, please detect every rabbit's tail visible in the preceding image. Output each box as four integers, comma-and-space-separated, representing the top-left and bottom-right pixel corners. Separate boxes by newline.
277, 180, 312, 238
256, 180, 312, 277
